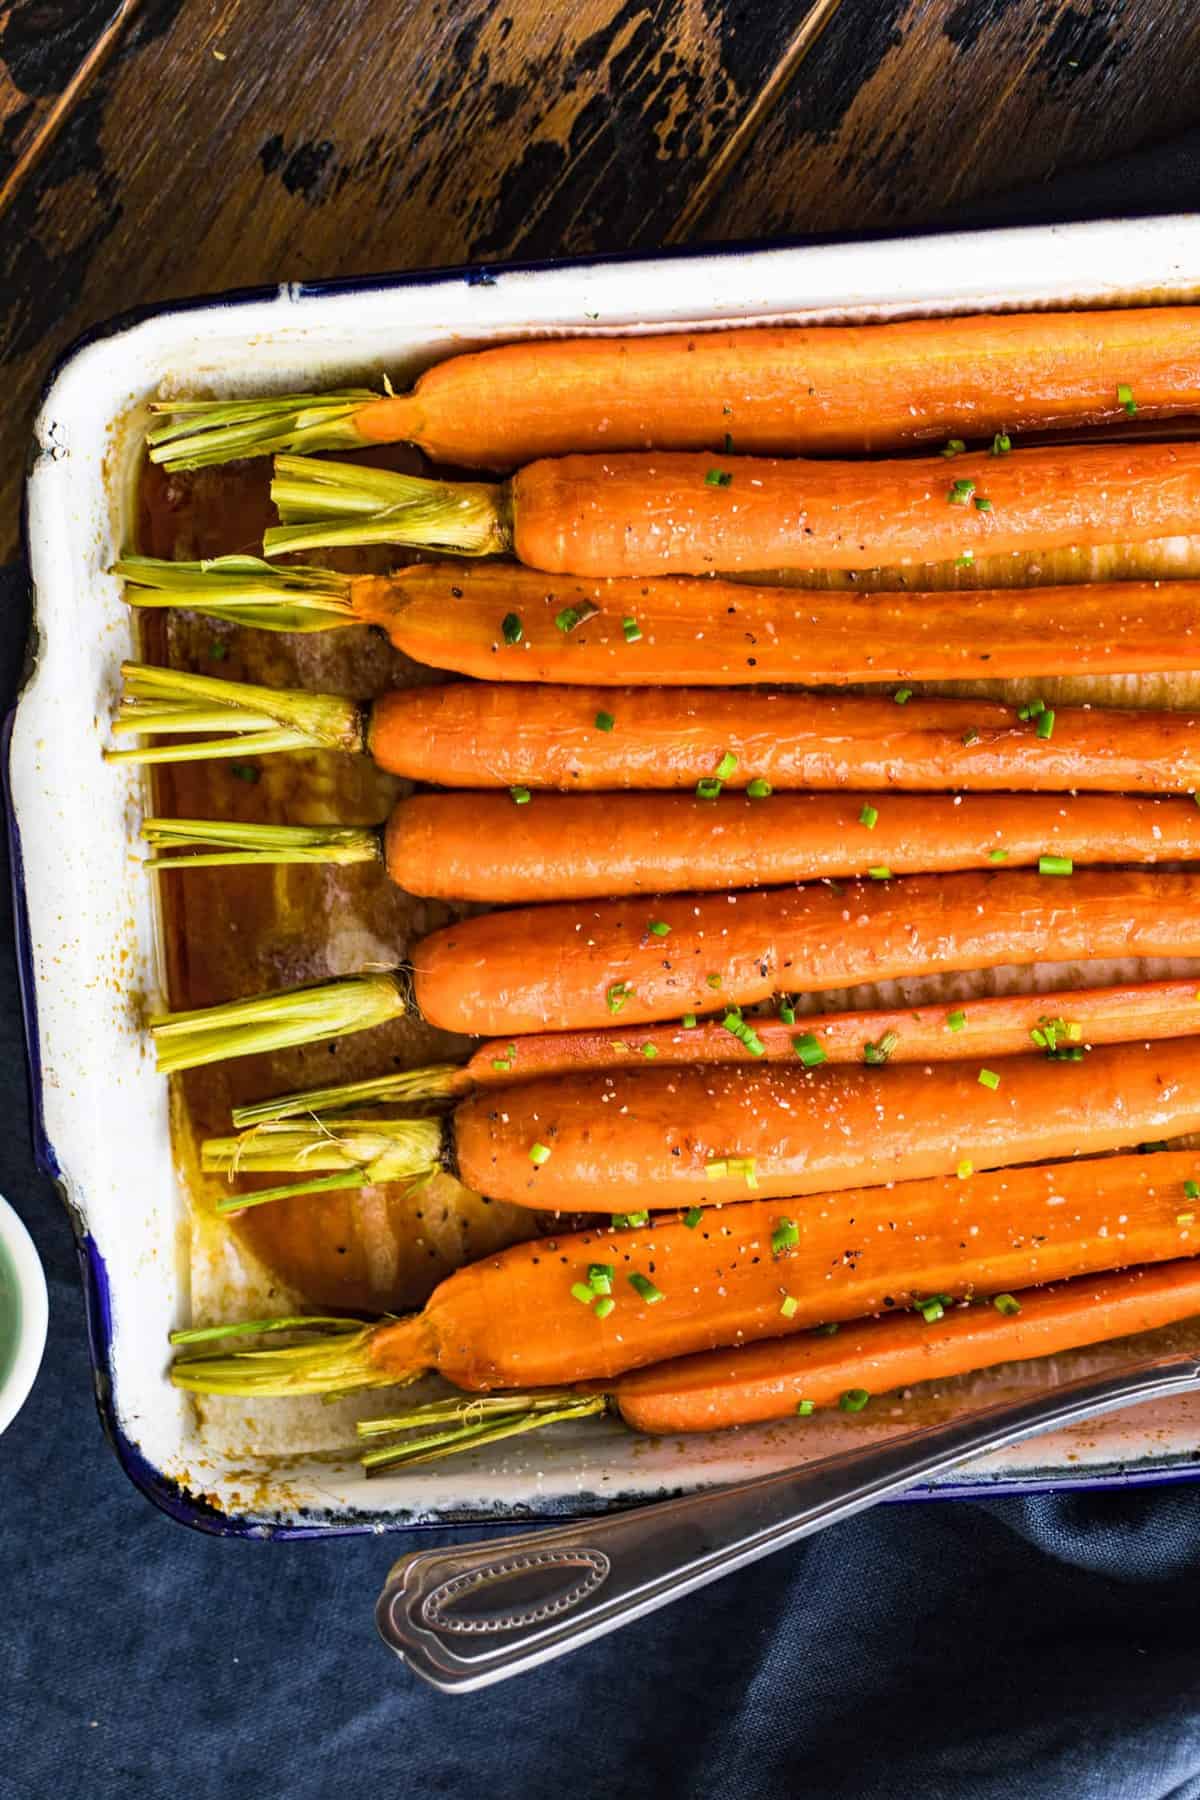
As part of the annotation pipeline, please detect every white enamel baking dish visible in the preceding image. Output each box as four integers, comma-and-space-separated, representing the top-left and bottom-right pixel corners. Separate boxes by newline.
15, 214, 1200, 1538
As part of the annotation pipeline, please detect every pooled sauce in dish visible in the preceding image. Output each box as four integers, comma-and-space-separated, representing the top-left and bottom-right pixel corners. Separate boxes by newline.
137, 451, 539, 1314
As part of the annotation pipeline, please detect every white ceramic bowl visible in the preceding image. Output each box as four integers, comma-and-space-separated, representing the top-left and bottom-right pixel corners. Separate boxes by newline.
0, 1194, 48, 1436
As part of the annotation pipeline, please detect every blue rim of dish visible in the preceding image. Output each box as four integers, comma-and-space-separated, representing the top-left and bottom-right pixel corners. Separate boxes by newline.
14, 220, 1200, 1538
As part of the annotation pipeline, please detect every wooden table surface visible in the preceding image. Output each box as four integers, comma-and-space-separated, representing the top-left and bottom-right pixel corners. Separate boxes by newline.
2, 0, 1199, 560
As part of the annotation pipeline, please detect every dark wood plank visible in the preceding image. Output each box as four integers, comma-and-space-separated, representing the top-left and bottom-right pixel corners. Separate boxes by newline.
694, 0, 1200, 241
0, 0, 825, 558
0, 0, 139, 196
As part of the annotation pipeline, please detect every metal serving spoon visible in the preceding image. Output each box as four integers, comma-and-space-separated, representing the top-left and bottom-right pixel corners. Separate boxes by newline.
375, 1352, 1200, 1691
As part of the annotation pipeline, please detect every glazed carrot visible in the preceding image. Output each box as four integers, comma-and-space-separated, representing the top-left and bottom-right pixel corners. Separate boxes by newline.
105, 668, 1200, 794
614, 1259, 1200, 1434
261, 442, 1200, 576
412, 869, 1200, 1034
141, 790, 1200, 901
143, 311, 1200, 470
167, 1150, 1200, 1398
116, 556, 1200, 687
199, 1040, 1200, 1214
226, 980, 1200, 1118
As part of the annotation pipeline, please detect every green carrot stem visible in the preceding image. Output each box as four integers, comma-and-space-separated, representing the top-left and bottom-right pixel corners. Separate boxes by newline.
105, 662, 365, 766
146, 391, 381, 469
142, 818, 382, 870
264, 455, 509, 558
116, 554, 356, 633
359, 1393, 607, 1473
170, 1322, 414, 1398
149, 971, 407, 1073
214, 1170, 372, 1212
170, 1313, 368, 1345
231, 1063, 467, 1127
203, 1118, 443, 1197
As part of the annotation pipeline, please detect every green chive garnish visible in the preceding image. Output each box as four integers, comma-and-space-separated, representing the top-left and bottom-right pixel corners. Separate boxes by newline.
792, 1032, 827, 1067
510, 786, 531, 805
682, 1013, 698, 1029
696, 778, 722, 801
1036, 709, 1056, 741
940, 438, 966, 458
529, 1141, 552, 1166
867, 866, 892, 881
209, 640, 228, 661
779, 1294, 800, 1319
918, 1298, 945, 1323
230, 763, 260, 784
642, 1043, 658, 1059
796, 1399, 816, 1416
706, 973, 722, 989
715, 750, 738, 781
622, 617, 643, 643
814, 1322, 840, 1336
946, 1010, 966, 1032
594, 1295, 616, 1319
771, 1218, 799, 1256
993, 1294, 1021, 1317
1039, 854, 1073, 876
1186, 1181, 1200, 1200
956, 1159, 974, 1180
864, 1030, 899, 1066
588, 1263, 615, 1294
595, 710, 615, 732
973, 496, 992, 513
839, 1389, 870, 1413
724, 432, 734, 454
989, 848, 1008, 862
705, 468, 732, 487
554, 601, 599, 633
570, 1282, 595, 1306
948, 479, 976, 505
648, 920, 671, 937
1117, 382, 1137, 416
683, 1206, 703, 1229
501, 612, 523, 644
606, 981, 634, 1015
859, 803, 879, 830
1178, 1212, 1196, 1227
894, 687, 913, 705
961, 728, 980, 746
955, 551, 975, 568
978, 1068, 1000, 1090
611, 1210, 649, 1230
747, 777, 772, 799
991, 432, 1012, 455
779, 1003, 796, 1025
628, 1272, 664, 1304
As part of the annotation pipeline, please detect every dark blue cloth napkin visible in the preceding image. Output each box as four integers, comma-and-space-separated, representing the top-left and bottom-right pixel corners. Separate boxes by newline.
8, 141, 1200, 1795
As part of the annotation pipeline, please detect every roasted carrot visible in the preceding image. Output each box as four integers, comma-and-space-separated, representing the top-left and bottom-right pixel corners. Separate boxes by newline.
140, 790, 1200, 902
167, 1150, 1200, 1398
144, 308, 1200, 471
199, 1041, 1200, 1214
144, 867, 1200, 1068
116, 555, 1200, 687
613, 1259, 1200, 1434
412, 869, 1200, 1034
225, 980, 1200, 1117
105, 668, 1200, 794
260, 442, 1200, 576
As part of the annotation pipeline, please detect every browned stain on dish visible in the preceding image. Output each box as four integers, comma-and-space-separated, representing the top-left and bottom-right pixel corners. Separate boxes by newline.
138, 453, 538, 1313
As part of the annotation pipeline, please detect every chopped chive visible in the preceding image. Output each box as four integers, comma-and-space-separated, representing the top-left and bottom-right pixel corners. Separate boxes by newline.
715, 750, 738, 781
993, 1293, 1021, 1317
1186, 1181, 1200, 1200
771, 1218, 800, 1256
724, 432, 734, 454
839, 1388, 870, 1413
606, 981, 634, 1015
510, 785, 531, 805
894, 687, 913, 705
1036, 709, 1056, 741
501, 612, 523, 645
706, 973, 722, 989
779, 1003, 796, 1025
705, 468, 733, 487
209, 640, 228, 661
779, 1294, 800, 1319
491, 1057, 514, 1072
747, 777, 772, 799
867, 866, 892, 881
682, 1013, 698, 1029
642, 1043, 658, 1059
991, 432, 1012, 455
864, 1030, 899, 1066
1117, 382, 1137, 416
955, 550, 975, 568
1139, 1142, 1169, 1155
705, 1159, 727, 1179
570, 1282, 595, 1307
593, 1295, 616, 1319
1039, 854, 1073, 876
956, 1159, 974, 1180
1017, 698, 1046, 720
683, 1206, 703, 1229
725, 1156, 759, 1189
611, 1209, 649, 1230
588, 1262, 615, 1294
628, 1271, 664, 1304
940, 438, 966, 458
595, 710, 615, 732
859, 803, 879, 830
989, 848, 1008, 862
229, 762, 260, 784
554, 601, 599, 633
792, 1032, 827, 1068
1179, 1212, 1196, 1227
918, 1298, 945, 1323
622, 617, 643, 643
796, 1399, 816, 1416
948, 478, 976, 505
946, 1010, 967, 1032
648, 919, 671, 937
813, 1322, 840, 1336
973, 495, 993, 512
696, 777, 722, 801
529, 1141, 552, 1166
978, 1068, 1001, 1091
961, 727, 980, 747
